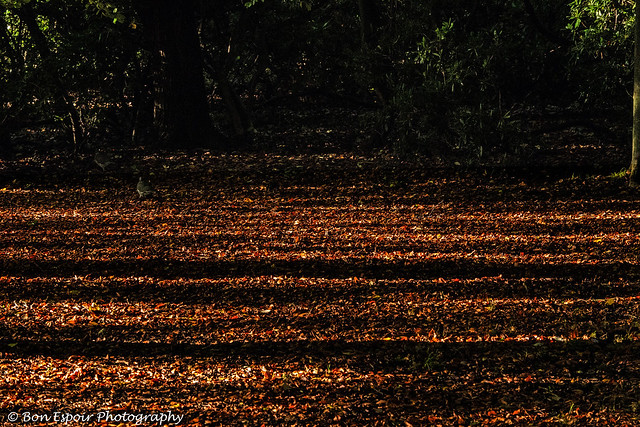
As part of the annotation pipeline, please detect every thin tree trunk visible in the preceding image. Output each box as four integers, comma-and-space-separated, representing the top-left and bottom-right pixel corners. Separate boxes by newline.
202, 53, 254, 139
130, 56, 156, 145
217, 69, 254, 138
208, 5, 254, 139
357, 0, 390, 104
630, 0, 640, 187
15, 4, 84, 151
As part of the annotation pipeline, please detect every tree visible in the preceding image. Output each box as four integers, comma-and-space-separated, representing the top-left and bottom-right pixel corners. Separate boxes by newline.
631, 0, 640, 187
134, 0, 224, 149
357, 0, 389, 104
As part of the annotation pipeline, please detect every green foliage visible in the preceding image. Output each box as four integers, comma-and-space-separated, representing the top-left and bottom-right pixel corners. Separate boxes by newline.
243, 0, 264, 7
366, 2, 526, 156
361, 0, 633, 157
566, 0, 634, 105
87, 0, 128, 25
0, 0, 32, 7
609, 168, 628, 179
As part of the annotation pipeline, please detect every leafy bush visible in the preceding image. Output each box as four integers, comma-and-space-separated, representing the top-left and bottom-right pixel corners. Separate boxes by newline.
566, 0, 634, 105
367, 0, 632, 157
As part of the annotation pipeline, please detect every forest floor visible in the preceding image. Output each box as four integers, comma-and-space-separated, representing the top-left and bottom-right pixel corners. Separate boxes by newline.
0, 107, 639, 425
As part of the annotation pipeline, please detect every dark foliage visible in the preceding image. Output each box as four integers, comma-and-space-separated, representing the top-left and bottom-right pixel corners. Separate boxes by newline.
0, 0, 633, 157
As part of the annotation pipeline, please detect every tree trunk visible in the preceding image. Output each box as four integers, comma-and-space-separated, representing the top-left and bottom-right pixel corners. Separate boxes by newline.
216, 69, 254, 139
631, 0, 640, 187
208, 5, 254, 140
358, 0, 380, 47
135, 0, 224, 149
357, 0, 390, 104
130, 54, 156, 145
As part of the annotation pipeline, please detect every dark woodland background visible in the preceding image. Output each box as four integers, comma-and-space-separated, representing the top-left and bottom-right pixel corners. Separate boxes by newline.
0, 0, 634, 165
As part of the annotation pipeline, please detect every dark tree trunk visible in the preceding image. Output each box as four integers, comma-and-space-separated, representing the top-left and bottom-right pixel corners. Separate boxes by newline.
135, 0, 224, 149
631, 0, 640, 187
208, 5, 254, 140
216, 68, 254, 139
130, 54, 156, 145
358, 0, 381, 47
357, 0, 390, 104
